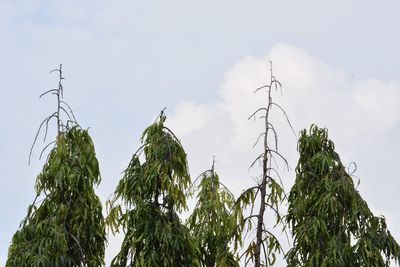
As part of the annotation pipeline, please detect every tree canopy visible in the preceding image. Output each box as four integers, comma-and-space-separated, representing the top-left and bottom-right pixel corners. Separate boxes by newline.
7, 66, 106, 267
188, 162, 242, 267
287, 125, 400, 267
106, 111, 199, 266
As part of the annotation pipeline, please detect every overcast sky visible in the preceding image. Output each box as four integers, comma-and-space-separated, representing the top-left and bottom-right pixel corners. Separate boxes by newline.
1, 1, 400, 266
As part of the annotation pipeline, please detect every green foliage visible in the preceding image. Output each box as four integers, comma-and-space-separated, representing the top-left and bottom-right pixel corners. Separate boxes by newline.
107, 112, 199, 266
6, 127, 106, 267
287, 125, 400, 267
188, 166, 242, 267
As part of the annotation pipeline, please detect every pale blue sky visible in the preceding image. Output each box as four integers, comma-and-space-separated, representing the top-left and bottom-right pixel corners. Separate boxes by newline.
1, 1, 400, 266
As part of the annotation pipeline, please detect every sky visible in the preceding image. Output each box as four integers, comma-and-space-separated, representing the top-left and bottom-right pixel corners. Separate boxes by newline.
1, 1, 400, 266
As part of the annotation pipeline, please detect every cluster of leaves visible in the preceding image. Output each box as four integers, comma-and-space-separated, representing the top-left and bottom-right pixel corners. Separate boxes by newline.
106, 113, 199, 266
287, 125, 400, 267
188, 165, 242, 267
7, 127, 106, 267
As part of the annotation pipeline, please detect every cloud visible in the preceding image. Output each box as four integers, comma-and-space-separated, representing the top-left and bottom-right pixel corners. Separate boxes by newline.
168, 43, 400, 249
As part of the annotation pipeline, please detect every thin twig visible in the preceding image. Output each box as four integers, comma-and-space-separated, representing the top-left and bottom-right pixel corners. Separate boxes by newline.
271, 102, 296, 138
29, 113, 57, 164
39, 89, 58, 98
60, 100, 77, 122
254, 85, 270, 93
39, 141, 56, 160
248, 108, 268, 120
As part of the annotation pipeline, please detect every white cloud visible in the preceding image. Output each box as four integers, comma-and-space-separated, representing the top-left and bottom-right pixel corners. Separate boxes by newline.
168, 102, 209, 136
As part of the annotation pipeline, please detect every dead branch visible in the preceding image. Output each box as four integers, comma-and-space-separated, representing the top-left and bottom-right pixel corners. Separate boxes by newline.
39, 89, 58, 98
248, 108, 268, 120
254, 84, 271, 94
29, 112, 57, 164
39, 141, 56, 160
271, 102, 296, 137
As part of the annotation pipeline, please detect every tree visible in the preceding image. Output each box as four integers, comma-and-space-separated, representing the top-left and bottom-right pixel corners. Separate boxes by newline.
6, 65, 106, 267
287, 125, 400, 266
236, 61, 292, 266
106, 111, 199, 266
188, 160, 242, 267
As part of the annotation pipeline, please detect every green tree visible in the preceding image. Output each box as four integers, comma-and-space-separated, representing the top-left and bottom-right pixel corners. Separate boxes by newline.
236, 61, 292, 266
106, 111, 199, 266
188, 161, 242, 267
287, 125, 400, 266
6, 65, 106, 267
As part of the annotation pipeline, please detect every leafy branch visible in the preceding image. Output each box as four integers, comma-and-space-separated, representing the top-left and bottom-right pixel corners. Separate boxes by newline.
237, 61, 294, 267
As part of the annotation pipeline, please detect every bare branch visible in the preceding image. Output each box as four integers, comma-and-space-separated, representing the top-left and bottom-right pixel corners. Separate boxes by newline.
271, 79, 282, 93
49, 68, 60, 73
265, 202, 281, 220
29, 113, 57, 164
39, 89, 58, 98
254, 84, 270, 93
348, 161, 357, 175
243, 214, 260, 223
60, 100, 78, 122
267, 122, 279, 151
39, 141, 56, 160
271, 102, 296, 137
253, 132, 266, 148
43, 113, 57, 142
269, 149, 290, 170
248, 108, 268, 120
249, 153, 265, 169
269, 152, 280, 170
60, 106, 72, 120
